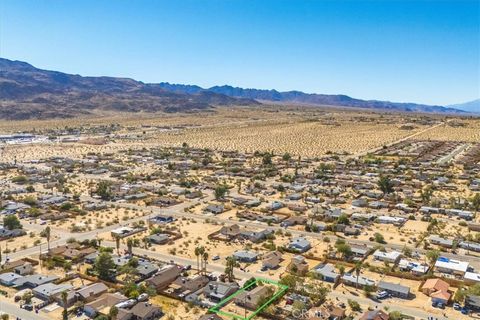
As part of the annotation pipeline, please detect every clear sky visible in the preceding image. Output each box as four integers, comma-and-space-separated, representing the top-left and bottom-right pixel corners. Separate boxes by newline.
0, 0, 479, 106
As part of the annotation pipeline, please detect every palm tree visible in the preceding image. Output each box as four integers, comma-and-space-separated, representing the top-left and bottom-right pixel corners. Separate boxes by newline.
126, 238, 133, 256
44, 226, 51, 253
225, 256, 237, 281
310, 206, 323, 229
194, 246, 201, 274
114, 235, 120, 256
198, 246, 205, 273
354, 262, 363, 289
61, 290, 68, 320
202, 252, 209, 275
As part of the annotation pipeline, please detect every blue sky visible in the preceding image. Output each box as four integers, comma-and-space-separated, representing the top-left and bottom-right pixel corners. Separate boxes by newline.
0, 0, 479, 105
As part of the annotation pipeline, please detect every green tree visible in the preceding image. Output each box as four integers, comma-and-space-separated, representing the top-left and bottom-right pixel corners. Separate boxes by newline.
61, 290, 68, 320
471, 193, 480, 213
426, 249, 440, 266
126, 238, 133, 256
262, 152, 273, 165
374, 232, 385, 244
109, 306, 119, 320
194, 246, 202, 274
378, 175, 394, 195
335, 241, 352, 259
421, 186, 434, 204
114, 235, 121, 256
282, 153, 291, 162
3, 215, 22, 230
389, 311, 403, 320
95, 252, 116, 281
202, 251, 209, 275
44, 226, 51, 252
225, 256, 237, 281
348, 299, 361, 312
214, 185, 228, 200
337, 214, 350, 225
96, 181, 112, 200
354, 262, 363, 289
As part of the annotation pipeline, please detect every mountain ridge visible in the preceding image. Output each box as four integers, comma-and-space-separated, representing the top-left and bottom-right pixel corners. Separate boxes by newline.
157, 82, 466, 114
448, 99, 480, 114
0, 58, 259, 120
0, 57, 468, 120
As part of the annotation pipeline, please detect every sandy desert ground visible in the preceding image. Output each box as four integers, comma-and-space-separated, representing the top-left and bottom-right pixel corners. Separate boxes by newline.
1, 106, 462, 162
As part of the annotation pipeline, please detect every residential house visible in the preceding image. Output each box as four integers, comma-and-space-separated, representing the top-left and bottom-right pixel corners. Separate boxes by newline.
146, 265, 182, 291
147, 234, 170, 245
429, 235, 454, 248
262, 251, 283, 270
84, 292, 128, 318
33, 283, 73, 301
204, 204, 225, 215
466, 295, 480, 311
136, 262, 159, 279
235, 285, 271, 310
313, 264, 339, 283
377, 281, 410, 299
123, 302, 163, 320
398, 259, 429, 276
421, 278, 451, 304
171, 275, 210, 298
434, 257, 469, 277
288, 255, 309, 276
12, 274, 58, 288
359, 310, 389, 320
459, 241, 480, 253
232, 251, 258, 263
341, 273, 375, 288
373, 250, 402, 264
287, 237, 311, 253
0, 272, 23, 286
308, 305, 346, 320
76, 282, 109, 302
203, 281, 239, 302
464, 272, 480, 285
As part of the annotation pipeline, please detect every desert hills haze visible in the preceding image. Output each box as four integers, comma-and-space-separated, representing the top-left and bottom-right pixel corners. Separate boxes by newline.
0, 58, 469, 120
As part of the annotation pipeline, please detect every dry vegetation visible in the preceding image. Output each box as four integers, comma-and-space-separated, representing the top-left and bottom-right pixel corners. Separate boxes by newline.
414, 119, 480, 142
1, 106, 456, 162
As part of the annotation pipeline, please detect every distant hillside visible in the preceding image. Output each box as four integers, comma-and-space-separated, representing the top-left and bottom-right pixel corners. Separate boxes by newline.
0, 57, 467, 120
158, 83, 466, 114
0, 58, 258, 120
448, 99, 480, 114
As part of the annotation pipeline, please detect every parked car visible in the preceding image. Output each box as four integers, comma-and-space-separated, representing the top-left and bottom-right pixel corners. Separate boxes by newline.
453, 303, 461, 310
137, 293, 149, 302
376, 291, 390, 299
21, 304, 33, 311
212, 255, 220, 261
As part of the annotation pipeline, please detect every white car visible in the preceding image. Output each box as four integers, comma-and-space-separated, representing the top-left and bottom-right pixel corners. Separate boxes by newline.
137, 293, 149, 302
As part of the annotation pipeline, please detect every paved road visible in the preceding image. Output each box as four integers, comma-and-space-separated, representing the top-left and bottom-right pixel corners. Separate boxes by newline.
0, 300, 49, 320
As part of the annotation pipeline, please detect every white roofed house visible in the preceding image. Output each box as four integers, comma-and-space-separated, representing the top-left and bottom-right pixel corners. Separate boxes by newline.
341, 273, 375, 289
398, 259, 429, 275
464, 272, 480, 285
373, 250, 402, 264
377, 216, 406, 226
434, 257, 469, 278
